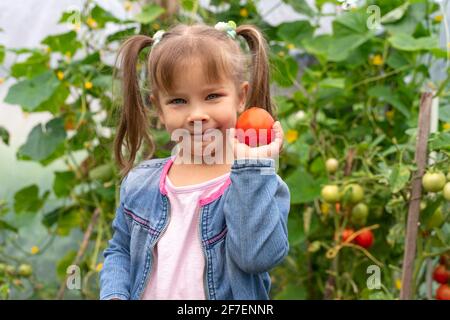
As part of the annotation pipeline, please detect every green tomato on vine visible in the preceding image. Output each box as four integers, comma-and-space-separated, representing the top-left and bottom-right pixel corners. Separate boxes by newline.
341, 184, 364, 204
422, 171, 446, 193
321, 185, 340, 203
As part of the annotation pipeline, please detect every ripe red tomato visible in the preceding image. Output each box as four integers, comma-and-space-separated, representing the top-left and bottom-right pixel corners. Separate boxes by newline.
436, 284, 450, 300
354, 229, 374, 248
235, 107, 275, 147
433, 264, 450, 284
342, 228, 355, 243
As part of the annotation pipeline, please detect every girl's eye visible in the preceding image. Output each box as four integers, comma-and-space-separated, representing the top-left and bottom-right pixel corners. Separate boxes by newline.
207, 93, 221, 100
170, 98, 186, 105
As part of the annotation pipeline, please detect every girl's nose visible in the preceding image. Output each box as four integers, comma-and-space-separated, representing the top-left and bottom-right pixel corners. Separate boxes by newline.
187, 112, 210, 126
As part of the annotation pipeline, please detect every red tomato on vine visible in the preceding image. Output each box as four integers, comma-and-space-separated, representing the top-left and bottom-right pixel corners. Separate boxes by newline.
354, 229, 374, 249
436, 284, 450, 300
433, 265, 449, 284
342, 228, 354, 243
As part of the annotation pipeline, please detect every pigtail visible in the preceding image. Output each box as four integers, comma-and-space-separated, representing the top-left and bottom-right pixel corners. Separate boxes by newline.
113, 35, 155, 178
236, 25, 276, 117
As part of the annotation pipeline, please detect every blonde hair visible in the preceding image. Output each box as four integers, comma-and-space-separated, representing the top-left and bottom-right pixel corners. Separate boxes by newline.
114, 23, 276, 177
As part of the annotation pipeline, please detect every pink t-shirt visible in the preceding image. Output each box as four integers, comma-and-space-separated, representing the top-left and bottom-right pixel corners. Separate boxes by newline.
141, 169, 230, 300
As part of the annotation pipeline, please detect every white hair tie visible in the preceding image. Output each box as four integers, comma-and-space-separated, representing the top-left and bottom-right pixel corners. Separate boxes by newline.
152, 30, 165, 47
214, 20, 237, 40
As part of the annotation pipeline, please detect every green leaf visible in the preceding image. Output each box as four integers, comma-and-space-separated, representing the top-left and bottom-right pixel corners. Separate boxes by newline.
324, 10, 374, 62
0, 220, 18, 233
72, 52, 101, 66
10, 51, 49, 78
319, 78, 345, 89
42, 206, 81, 236
181, 0, 197, 11
0, 45, 5, 64
386, 50, 410, 69
271, 54, 298, 87
388, 34, 439, 52
274, 96, 295, 116
285, 167, 324, 204
89, 164, 114, 182
56, 209, 82, 236
327, 33, 373, 62
282, 0, 315, 17
17, 117, 67, 161
41, 31, 82, 56
90, 5, 121, 28
134, 4, 165, 24
389, 164, 410, 193
53, 171, 76, 198
381, 2, 410, 24
368, 85, 410, 118
94, 184, 116, 202
287, 211, 305, 246
14, 185, 46, 214
42, 206, 73, 228
429, 132, 450, 151
106, 27, 137, 43
302, 35, 331, 58
91, 75, 112, 91
277, 21, 314, 46
0, 126, 9, 145
4, 71, 60, 111
384, 2, 426, 35
439, 105, 450, 123
58, 9, 81, 25
334, 10, 369, 34
56, 250, 77, 280
431, 48, 448, 59
37, 138, 67, 166
34, 83, 70, 115
68, 120, 95, 151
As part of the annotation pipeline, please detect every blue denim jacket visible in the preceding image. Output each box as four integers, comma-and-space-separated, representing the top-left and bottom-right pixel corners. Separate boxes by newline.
99, 156, 290, 300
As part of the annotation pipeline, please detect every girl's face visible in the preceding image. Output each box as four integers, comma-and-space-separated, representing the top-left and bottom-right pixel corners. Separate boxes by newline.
151, 60, 248, 163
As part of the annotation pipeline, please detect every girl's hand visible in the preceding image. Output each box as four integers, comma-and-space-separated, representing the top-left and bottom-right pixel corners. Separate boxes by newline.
228, 121, 284, 161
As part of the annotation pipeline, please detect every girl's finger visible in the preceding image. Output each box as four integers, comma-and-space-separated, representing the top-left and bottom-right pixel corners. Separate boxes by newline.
274, 121, 283, 139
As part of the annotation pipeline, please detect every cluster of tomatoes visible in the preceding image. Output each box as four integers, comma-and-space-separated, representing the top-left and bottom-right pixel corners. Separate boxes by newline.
433, 254, 450, 300
0, 263, 33, 278
422, 171, 450, 300
320, 158, 374, 249
341, 227, 374, 249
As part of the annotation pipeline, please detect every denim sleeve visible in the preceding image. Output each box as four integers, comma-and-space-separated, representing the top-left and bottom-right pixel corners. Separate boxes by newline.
223, 158, 290, 274
99, 175, 131, 300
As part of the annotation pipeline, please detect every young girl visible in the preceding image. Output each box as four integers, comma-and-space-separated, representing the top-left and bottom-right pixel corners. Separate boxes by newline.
100, 21, 291, 300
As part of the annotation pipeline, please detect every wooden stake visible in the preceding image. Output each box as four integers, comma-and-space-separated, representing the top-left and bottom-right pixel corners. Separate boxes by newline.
400, 92, 433, 300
